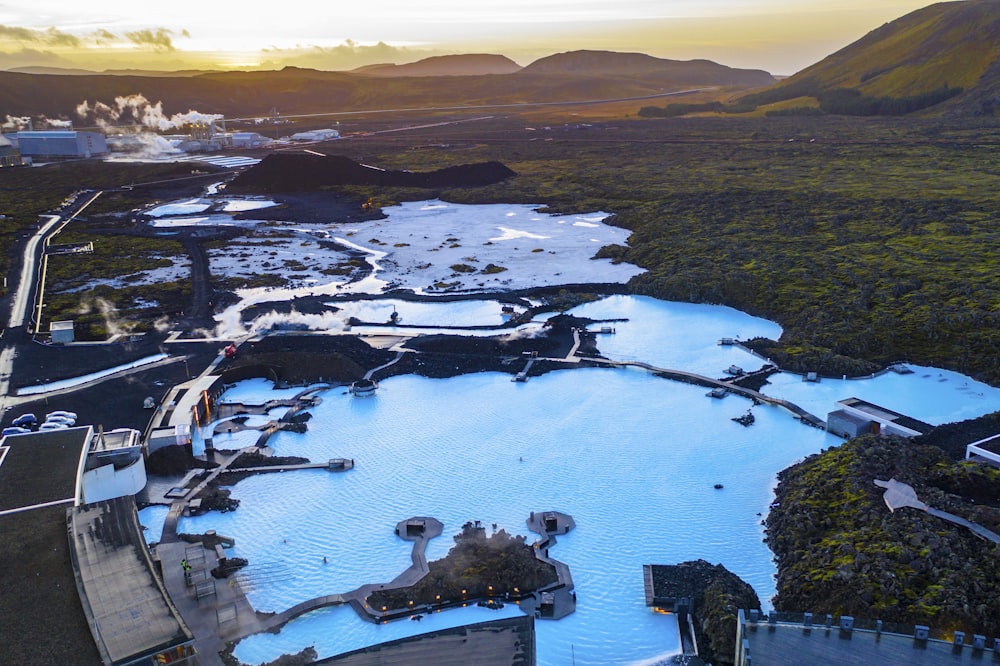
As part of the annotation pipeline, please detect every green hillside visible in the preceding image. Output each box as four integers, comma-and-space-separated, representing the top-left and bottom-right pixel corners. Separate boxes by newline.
738, 0, 1000, 116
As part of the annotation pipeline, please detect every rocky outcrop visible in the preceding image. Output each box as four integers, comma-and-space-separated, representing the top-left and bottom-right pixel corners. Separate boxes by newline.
226, 154, 516, 193
767, 435, 1000, 637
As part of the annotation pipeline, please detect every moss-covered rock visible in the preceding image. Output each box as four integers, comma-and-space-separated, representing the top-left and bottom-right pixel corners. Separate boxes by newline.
767, 434, 1000, 636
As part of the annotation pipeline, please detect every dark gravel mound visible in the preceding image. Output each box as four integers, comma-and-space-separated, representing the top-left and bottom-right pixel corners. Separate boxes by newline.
226, 153, 516, 193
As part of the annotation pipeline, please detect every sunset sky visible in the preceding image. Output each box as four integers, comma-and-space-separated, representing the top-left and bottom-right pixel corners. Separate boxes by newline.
1, 0, 938, 75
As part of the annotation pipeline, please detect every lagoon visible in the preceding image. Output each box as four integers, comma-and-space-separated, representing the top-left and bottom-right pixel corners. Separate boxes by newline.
169, 296, 1000, 665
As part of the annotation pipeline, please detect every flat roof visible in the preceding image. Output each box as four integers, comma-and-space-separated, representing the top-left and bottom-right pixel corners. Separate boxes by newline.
0, 505, 103, 664
70, 496, 193, 665
321, 615, 535, 665
838, 397, 933, 434
0, 426, 91, 511
741, 619, 995, 665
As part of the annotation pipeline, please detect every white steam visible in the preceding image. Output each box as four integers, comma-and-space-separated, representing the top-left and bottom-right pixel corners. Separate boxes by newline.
214, 308, 348, 339
76, 93, 223, 131
106, 131, 182, 159
77, 296, 135, 338
2, 115, 32, 130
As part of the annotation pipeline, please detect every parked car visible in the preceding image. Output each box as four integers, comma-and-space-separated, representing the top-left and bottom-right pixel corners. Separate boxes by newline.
38, 422, 69, 431
46, 411, 77, 421
11, 413, 36, 427
2, 426, 30, 436
44, 415, 76, 426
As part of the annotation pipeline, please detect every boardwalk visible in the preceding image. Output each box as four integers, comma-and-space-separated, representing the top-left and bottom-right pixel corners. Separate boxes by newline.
599, 359, 826, 428
254, 517, 445, 632
524, 511, 577, 620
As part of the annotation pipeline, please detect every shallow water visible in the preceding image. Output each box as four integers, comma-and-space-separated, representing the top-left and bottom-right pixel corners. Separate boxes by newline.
173, 296, 1000, 666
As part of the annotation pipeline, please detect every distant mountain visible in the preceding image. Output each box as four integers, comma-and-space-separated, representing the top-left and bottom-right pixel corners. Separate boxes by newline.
352, 54, 522, 77
523, 50, 775, 87
740, 0, 1000, 116
0, 51, 774, 122
8, 66, 211, 77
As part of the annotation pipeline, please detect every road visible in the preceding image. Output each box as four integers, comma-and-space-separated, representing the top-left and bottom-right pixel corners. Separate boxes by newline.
1, 191, 103, 417
9, 214, 60, 328
224, 88, 716, 123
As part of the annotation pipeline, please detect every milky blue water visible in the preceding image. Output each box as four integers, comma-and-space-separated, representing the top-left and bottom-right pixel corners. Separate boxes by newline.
170, 296, 1000, 666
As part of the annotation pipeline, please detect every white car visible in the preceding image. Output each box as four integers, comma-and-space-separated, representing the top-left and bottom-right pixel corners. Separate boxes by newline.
38, 422, 69, 430
44, 415, 76, 426
46, 411, 77, 421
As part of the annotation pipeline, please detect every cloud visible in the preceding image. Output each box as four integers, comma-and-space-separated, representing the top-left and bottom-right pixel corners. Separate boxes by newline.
125, 28, 180, 51
259, 40, 420, 71
0, 23, 190, 53
0, 24, 80, 47
93, 29, 117, 46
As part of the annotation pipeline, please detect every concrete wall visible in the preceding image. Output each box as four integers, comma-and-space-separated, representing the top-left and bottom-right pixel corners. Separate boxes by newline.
82, 457, 147, 503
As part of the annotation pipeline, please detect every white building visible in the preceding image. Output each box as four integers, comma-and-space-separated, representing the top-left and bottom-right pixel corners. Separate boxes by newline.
289, 128, 340, 141
80, 427, 147, 503
232, 131, 270, 148
50, 320, 75, 344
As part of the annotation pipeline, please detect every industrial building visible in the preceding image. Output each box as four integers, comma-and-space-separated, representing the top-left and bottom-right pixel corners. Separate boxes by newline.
290, 128, 340, 141
0, 132, 23, 166
15, 130, 108, 159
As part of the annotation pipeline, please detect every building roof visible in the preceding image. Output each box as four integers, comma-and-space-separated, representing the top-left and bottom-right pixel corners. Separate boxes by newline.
69, 497, 193, 665
319, 616, 535, 665
0, 426, 91, 511
0, 427, 100, 664
16, 130, 85, 139
738, 613, 996, 665
837, 397, 934, 435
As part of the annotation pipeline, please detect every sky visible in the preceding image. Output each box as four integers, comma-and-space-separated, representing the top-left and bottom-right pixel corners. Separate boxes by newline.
0, 0, 939, 75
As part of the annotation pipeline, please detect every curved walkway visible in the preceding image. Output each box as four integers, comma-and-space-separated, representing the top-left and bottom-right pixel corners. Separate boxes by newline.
255, 516, 445, 632
524, 511, 577, 620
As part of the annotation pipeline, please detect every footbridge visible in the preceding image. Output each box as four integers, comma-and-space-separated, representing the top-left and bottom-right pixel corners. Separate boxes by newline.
604, 360, 826, 429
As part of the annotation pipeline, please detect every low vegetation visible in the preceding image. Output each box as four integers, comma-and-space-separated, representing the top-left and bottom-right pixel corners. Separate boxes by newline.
366, 522, 557, 610
767, 433, 1000, 637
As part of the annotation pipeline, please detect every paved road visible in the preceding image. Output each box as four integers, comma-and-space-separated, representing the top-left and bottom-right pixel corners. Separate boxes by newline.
8, 214, 60, 329
0, 192, 103, 417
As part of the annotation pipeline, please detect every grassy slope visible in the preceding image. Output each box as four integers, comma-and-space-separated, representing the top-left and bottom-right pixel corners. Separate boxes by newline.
745, 0, 1000, 112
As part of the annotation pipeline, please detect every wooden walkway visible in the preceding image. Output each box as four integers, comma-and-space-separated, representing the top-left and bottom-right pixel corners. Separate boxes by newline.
524, 511, 577, 620
254, 516, 445, 632
599, 360, 827, 429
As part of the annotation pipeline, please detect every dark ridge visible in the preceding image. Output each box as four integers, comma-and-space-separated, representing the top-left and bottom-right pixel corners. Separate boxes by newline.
226, 153, 516, 193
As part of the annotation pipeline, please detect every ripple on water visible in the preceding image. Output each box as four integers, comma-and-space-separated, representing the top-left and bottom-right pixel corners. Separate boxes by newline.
188, 296, 1000, 666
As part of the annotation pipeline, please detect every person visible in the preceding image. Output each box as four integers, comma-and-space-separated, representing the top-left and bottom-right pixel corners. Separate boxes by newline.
323, 557, 328, 564
181, 559, 191, 573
